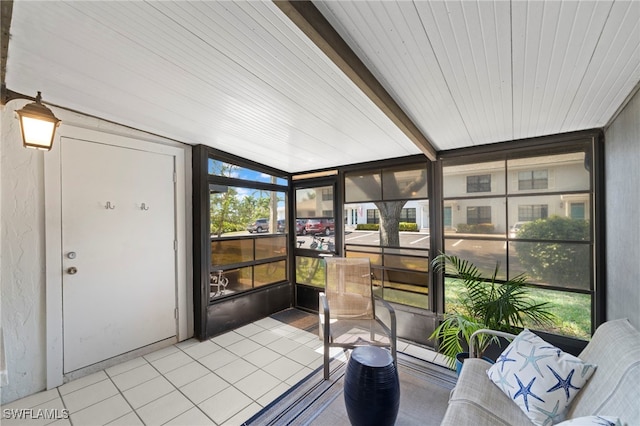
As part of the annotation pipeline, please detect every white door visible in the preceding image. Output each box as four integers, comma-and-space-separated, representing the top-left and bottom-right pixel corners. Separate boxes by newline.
61, 138, 177, 373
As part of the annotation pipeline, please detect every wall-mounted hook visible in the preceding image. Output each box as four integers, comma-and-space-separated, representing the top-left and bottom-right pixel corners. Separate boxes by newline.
105, 201, 115, 210
140, 203, 149, 211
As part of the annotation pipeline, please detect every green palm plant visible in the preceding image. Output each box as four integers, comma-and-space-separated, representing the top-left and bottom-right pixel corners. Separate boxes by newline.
429, 253, 554, 369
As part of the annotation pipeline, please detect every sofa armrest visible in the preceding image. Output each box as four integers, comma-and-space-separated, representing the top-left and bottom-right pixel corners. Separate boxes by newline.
441, 358, 533, 426
469, 329, 517, 358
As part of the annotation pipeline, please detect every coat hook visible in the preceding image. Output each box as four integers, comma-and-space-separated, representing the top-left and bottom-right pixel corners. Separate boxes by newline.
140, 203, 149, 211
105, 201, 115, 210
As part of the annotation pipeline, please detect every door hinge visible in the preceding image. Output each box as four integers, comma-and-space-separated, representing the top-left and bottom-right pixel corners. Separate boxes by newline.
174, 308, 179, 319
173, 172, 177, 183
174, 240, 178, 251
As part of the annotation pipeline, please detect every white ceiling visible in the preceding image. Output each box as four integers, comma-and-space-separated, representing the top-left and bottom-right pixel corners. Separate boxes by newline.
4, 1, 639, 173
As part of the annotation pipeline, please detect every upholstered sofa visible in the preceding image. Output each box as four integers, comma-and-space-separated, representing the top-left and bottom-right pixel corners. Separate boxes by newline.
441, 318, 640, 426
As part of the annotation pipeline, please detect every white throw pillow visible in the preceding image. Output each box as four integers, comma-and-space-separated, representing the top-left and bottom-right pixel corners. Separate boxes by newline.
487, 329, 597, 425
556, 416, 622, 426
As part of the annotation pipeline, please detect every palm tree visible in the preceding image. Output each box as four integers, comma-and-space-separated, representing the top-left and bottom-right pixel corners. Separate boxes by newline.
429, 253, 554, 369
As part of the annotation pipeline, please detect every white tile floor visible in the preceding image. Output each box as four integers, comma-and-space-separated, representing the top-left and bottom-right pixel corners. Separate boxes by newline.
1, 313, 448, 426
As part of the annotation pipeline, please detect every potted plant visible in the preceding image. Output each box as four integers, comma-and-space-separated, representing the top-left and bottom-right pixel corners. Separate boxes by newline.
429, 253, 554, 373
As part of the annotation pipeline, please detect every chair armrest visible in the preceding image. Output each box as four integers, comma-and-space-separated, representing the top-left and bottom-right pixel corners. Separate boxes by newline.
469, 329, 517, 358
374, 297, 397, 364
375, 297, 397, 331
319, 292, 330, 343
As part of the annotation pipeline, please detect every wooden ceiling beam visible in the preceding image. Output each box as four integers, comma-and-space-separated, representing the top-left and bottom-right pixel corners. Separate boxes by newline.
273, 0, 437, 161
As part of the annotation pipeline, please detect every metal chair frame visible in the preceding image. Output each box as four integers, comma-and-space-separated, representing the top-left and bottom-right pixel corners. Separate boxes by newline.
319, 257, 397, 380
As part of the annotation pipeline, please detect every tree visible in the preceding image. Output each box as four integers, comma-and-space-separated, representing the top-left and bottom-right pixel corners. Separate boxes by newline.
514, 216, 590, 286
365, 170, 426, 246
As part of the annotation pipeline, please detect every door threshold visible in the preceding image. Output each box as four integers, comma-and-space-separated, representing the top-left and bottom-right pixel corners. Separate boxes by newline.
62, 336, 177, 384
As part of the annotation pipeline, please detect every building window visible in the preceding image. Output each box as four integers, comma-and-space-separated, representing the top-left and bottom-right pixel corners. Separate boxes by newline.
571, 203, 585, 220
400, 208, 416, 223
344, 164, 430, 310
321, 188, 332, 201
442, 142, 598, 343
367, 209, 380, 224
467, 174, 491, 193
519, 170, 548, 190
467, 206, 491, 224
518, 204, 548, 222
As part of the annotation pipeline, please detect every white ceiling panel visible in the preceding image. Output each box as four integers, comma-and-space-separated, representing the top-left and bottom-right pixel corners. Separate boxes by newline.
5, 0, 421, 173
4, 1, 639, 172
315, 0, 640, 150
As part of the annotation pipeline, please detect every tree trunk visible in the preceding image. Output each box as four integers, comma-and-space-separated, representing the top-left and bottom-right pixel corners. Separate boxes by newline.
375, 201, 406, 246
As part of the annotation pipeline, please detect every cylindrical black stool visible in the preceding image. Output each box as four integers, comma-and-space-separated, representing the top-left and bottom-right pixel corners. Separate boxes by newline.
344, 346, 400, 426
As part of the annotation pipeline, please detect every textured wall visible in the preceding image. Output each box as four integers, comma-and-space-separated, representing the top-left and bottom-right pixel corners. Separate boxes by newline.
0, 100, 190, 404
1, 100, 47, 404
604, 89, 640, 330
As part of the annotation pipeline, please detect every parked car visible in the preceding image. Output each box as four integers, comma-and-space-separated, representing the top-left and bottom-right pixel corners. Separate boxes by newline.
304, 218, 335, 236
277, 219, 285, 233
509, 221, 528, 238
247, 218, 269, 233
295, 219, 306, 235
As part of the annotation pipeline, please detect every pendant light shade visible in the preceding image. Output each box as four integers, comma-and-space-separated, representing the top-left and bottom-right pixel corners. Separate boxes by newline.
16, 92, 61, 151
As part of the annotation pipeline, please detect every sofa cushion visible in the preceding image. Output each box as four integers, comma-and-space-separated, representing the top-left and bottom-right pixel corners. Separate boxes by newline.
487, 329, 596, 425
441, 358, 534, 426
555, 416, 622, 426
568, 319, 640, 424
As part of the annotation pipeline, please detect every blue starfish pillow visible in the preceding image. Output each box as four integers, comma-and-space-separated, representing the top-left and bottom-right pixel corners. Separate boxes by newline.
487, 329, 597, 425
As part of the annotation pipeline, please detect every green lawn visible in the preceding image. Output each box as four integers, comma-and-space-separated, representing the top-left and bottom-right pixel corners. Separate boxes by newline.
444, 278, 591, 340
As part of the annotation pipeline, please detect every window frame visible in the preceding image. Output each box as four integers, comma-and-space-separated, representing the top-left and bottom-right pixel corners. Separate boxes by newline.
436, 130, 605, 347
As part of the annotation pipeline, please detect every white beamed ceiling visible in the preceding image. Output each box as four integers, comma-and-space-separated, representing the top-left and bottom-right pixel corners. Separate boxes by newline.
5, 1, 639, 173
315, 0, 640, 149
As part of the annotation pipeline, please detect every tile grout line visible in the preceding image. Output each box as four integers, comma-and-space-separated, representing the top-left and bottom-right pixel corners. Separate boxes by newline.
102, 371, 145, 426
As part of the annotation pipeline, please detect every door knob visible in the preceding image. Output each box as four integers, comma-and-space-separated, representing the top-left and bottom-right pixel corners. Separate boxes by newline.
67, 267, 78, 275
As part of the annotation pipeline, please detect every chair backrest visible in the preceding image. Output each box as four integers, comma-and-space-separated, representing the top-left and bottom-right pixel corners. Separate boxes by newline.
324, 257, 374, 320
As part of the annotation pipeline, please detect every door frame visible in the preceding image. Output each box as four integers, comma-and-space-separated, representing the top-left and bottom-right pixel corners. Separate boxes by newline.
44, 125, 191, 389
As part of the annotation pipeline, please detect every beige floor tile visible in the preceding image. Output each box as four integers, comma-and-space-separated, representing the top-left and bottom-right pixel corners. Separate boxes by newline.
248, 329, 282, 346
262, 357, 305, 381
1, 388, 59, 409
234, 370, 281, 401
181, 340, 221, 360
110, 363, 159, 392
135, 390, 194, 425
105, 357, 148, 377
243, 346, 282, 368
256, 381, 291, 407
1, 397, 67, 426
143, 345, 180, 363
164, 407, 215, 425
252, 316, 283, 330
222, 402, 262, 426
106, 411, 144, 425
150, 351, 193, 374
58, 371, 109, 396
198, 386, 252, 425
233, 323, 264, 338
214, 358, 258, 384
267, 337, 301, 355
285, 365, 314, 385
62, 378, 119, 412
210, 331, 243, 347
179, 373, 229, 405
122, 375, 175, 409
198, 349, 238, 372
175, 338, 199, 350
164, 361, 210, 388
48, 418, 72, 426
226, 339, 262, 357
286, 345, 322, 366
69, 394, 131, 426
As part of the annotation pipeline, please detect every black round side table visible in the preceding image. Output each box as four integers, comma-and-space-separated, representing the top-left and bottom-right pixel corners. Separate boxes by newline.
343, 346, 400, 426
